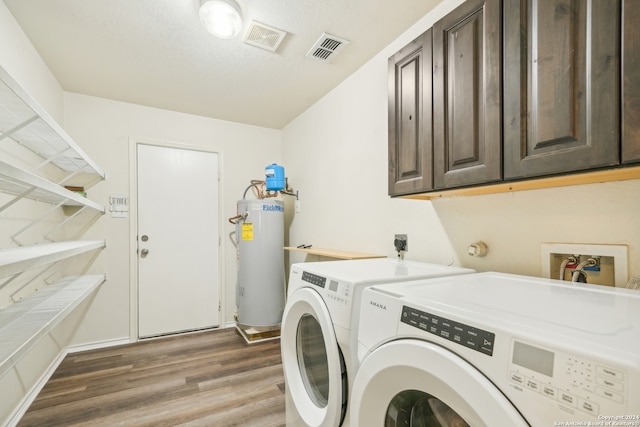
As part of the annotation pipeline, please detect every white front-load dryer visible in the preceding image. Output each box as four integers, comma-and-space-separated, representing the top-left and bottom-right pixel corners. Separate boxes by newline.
351, 272, 640, 426
280, 258, 474, 427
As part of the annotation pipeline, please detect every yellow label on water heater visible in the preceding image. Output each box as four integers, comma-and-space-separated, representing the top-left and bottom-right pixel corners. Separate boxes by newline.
242, 223, 253, 241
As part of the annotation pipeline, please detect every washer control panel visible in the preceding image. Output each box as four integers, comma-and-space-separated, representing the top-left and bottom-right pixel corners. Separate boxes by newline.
401, 305, 495, 356
508, 339, 628, 417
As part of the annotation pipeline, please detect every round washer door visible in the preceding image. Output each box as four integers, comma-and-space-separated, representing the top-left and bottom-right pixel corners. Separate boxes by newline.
281, 287, 347, 427
350, 339, 529, 427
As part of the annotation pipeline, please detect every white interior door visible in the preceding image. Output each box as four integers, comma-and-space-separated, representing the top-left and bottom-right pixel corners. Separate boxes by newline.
137, 143, 220, 338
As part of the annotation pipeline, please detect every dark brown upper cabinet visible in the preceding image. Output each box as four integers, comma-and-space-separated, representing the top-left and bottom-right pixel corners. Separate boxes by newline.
623, 0, 640, 164
388, 29, 433, 196
433, 0, 502, 189
504, 0, 621, 179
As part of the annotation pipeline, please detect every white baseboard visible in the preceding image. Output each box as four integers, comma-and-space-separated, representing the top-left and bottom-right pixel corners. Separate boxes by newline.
66, 337, 132, 354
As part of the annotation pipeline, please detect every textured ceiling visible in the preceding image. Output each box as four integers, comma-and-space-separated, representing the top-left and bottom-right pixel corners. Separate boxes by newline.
4, 0, 442, 129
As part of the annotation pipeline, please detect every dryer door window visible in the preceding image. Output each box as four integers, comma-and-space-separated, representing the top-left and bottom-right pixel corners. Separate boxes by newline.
386, 390, 469, 427
297, 313, 330, 407
281, 287, 347, 426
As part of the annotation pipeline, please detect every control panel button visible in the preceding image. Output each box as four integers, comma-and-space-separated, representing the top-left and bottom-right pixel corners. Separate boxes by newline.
510, 371, 525, 385
541, 384, 558, 400
524, 377, 540, 393
595, 387, 624, 404
560, 392, 578, 407
596, 376, 624, 392
578, 398, 599, 416
596, 365, 624, 382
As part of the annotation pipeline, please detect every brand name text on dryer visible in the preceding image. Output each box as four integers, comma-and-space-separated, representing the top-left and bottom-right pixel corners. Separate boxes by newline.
369, 301, 386, 310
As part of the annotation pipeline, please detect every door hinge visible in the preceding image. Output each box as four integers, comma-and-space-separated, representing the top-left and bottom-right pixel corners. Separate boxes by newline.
218, 301, 221, 312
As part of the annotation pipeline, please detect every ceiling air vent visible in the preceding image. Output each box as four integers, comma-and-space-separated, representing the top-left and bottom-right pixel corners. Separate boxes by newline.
306, 33, 350, 63
243, 21, 287, 52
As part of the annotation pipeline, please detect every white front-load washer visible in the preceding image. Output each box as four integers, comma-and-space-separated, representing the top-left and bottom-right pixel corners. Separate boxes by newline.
351, 272, 640, 426
280, 258, 474, 427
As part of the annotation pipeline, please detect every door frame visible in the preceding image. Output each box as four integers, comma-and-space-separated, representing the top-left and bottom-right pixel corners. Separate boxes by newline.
128, 138, 224, 340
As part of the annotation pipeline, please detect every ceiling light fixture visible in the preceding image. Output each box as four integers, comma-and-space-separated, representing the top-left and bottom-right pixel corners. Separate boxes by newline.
199, 0, 243, 39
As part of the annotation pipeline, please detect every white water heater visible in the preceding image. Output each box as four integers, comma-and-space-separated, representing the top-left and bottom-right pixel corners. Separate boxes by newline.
235, 199, 285, 328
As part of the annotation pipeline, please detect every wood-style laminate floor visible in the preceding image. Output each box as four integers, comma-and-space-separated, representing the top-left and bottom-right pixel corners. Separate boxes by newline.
17, 328, 285, 427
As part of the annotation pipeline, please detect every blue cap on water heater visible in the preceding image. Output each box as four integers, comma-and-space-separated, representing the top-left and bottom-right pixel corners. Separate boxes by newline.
265, 163, 285, 191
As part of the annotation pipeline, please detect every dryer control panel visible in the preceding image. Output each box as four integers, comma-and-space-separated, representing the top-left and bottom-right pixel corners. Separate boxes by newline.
301, 271, 326, 288
508, 339, 629, 418
301, 271, 351, 306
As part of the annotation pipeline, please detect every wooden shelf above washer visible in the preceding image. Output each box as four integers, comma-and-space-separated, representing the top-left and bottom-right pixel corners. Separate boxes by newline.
284, 246, 386, 260
400, 166, 640, 200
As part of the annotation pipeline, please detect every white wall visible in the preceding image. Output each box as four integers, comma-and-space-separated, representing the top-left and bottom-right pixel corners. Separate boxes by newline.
281, 50, 457, 266
282, 0, 640, 280
63, 93, 282, 343
0, 1, 62, 122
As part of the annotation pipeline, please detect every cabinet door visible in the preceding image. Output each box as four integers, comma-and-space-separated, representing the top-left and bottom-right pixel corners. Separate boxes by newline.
623, 0, 640, 164
433, 0, 502, 189
504, 0, 620, 179
388, 30, 433, 196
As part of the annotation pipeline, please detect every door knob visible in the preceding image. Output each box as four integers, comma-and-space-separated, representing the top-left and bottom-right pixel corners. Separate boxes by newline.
140, 248, 149, 258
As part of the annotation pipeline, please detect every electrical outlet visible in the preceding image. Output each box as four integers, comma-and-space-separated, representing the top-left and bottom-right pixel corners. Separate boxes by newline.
394, 234, 408, 253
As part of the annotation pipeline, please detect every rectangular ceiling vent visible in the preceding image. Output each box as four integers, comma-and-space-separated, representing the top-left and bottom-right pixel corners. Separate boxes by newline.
244, 21, 287, 52
306, 33, 350, 63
